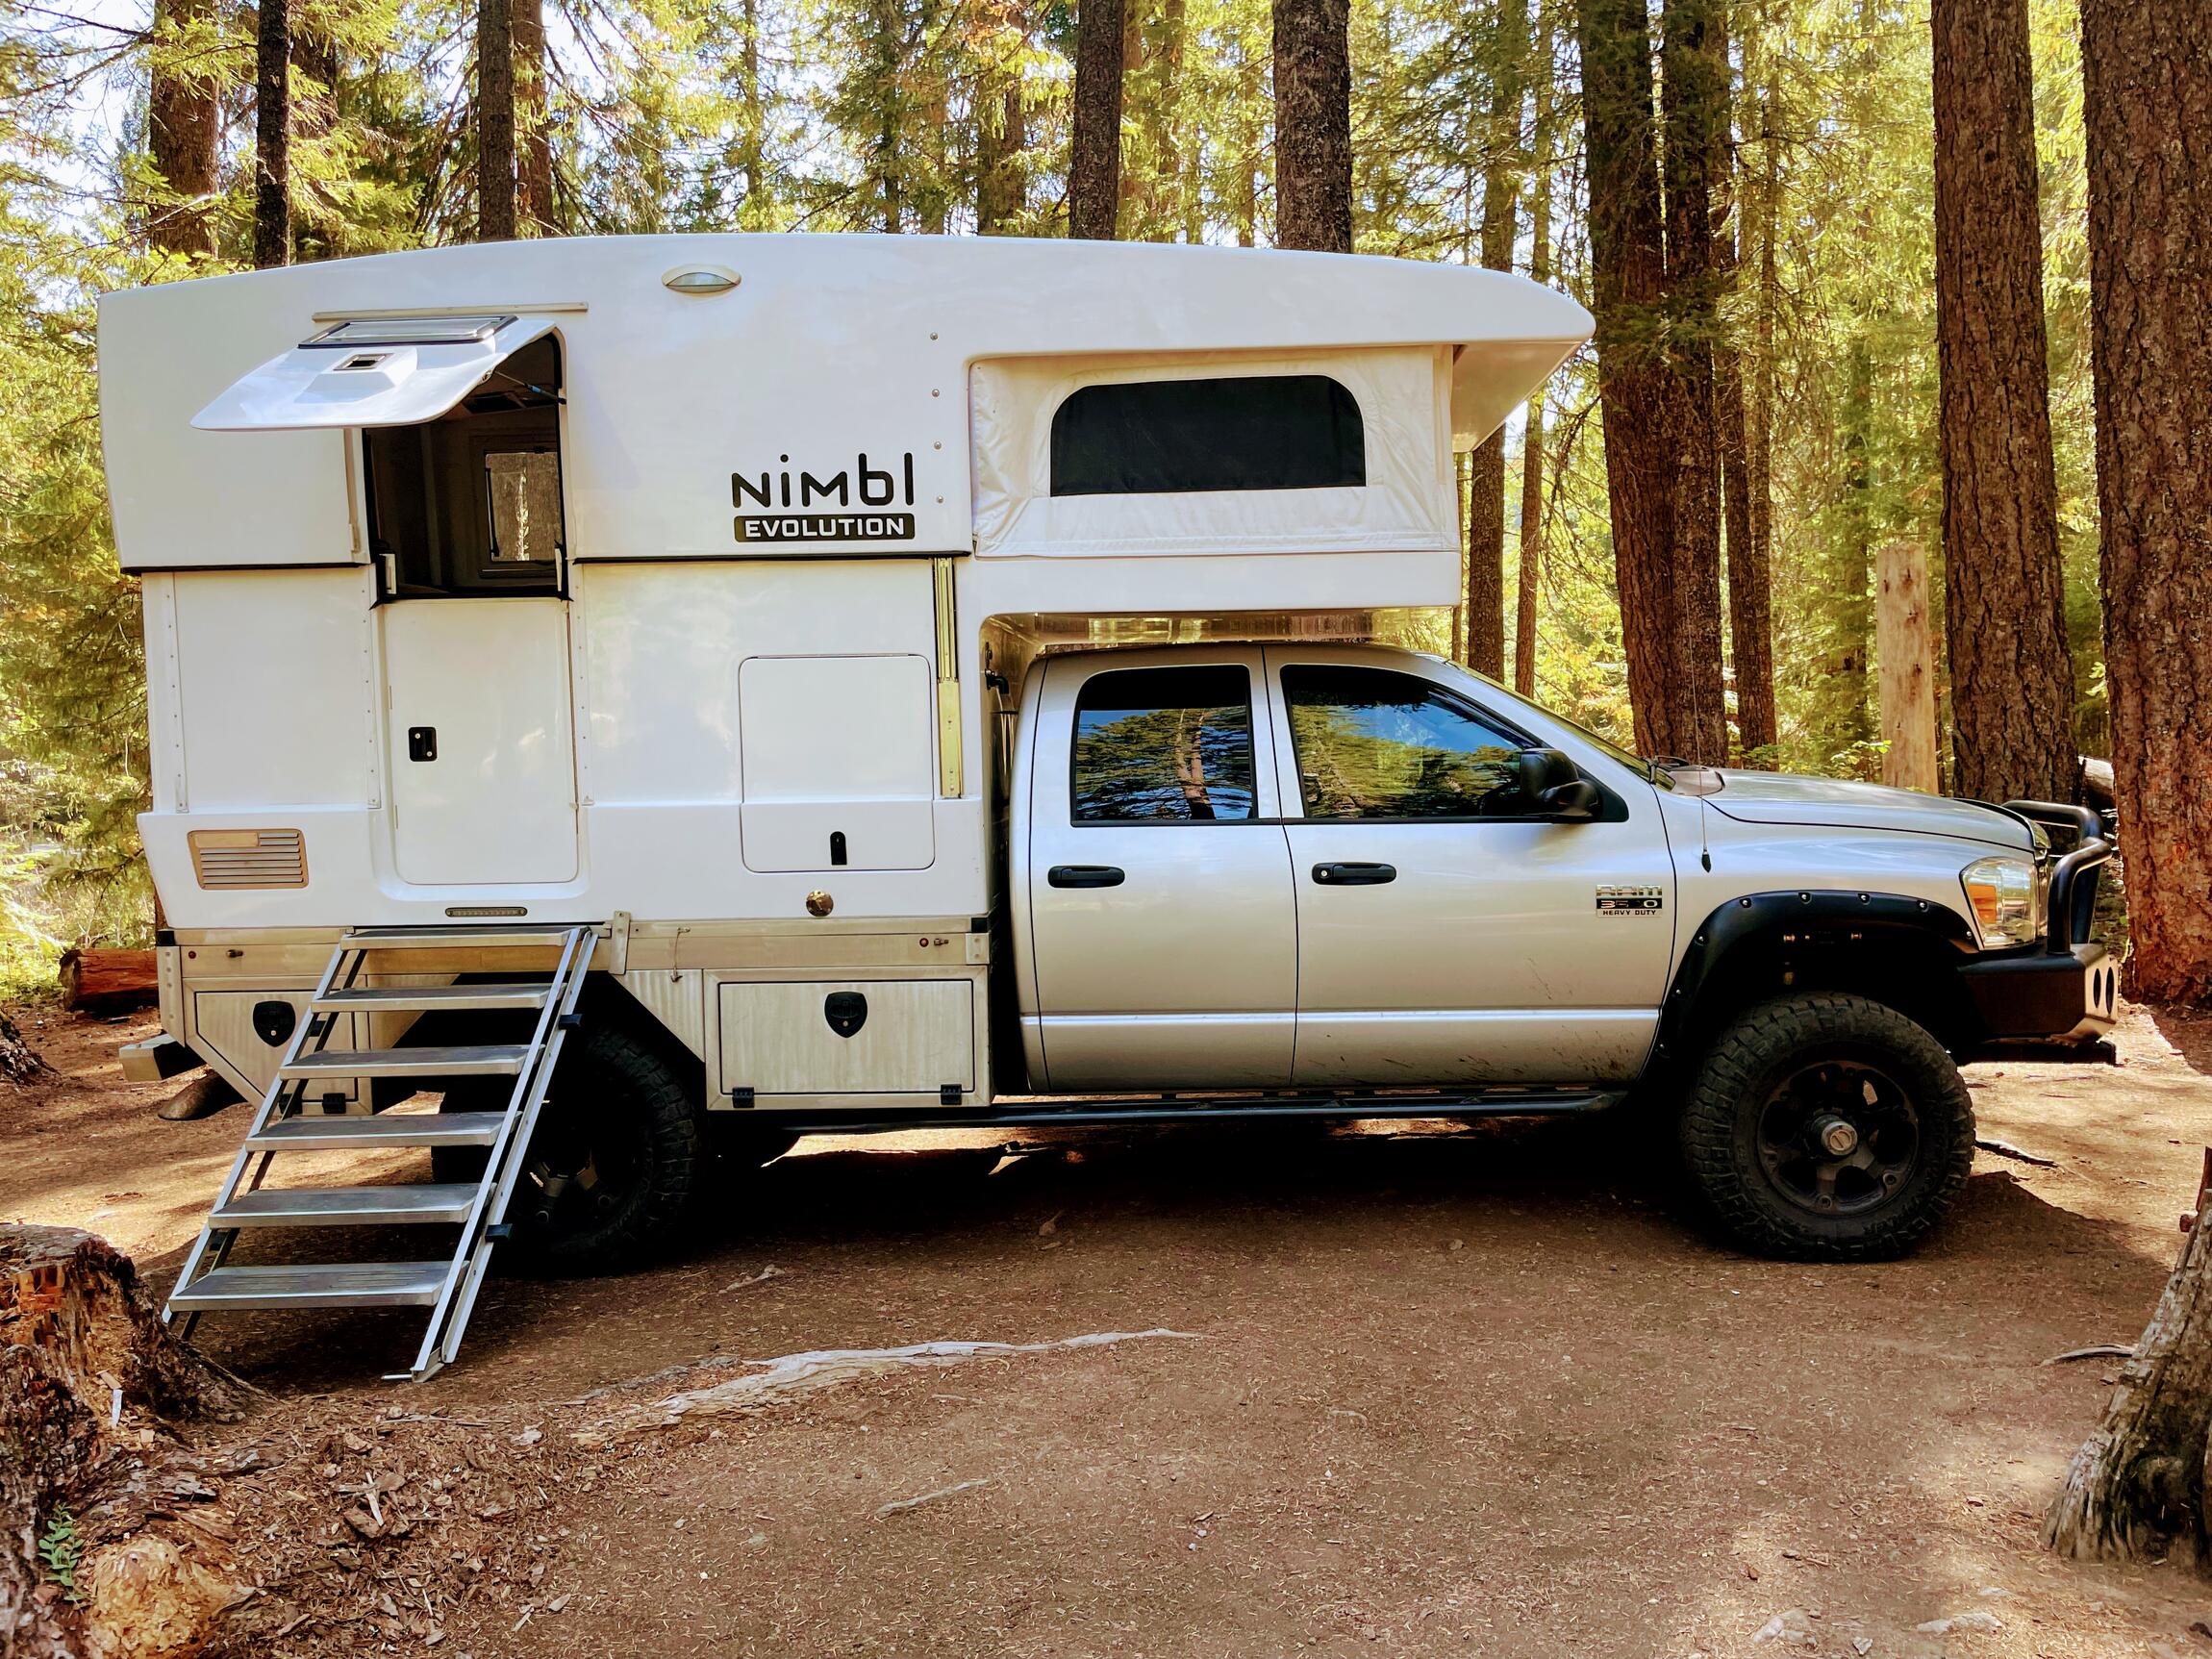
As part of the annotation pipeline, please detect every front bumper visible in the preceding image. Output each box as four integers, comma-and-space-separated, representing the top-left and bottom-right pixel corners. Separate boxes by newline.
1960, 942, 2119, 1042
1958, 798, 2118, 1044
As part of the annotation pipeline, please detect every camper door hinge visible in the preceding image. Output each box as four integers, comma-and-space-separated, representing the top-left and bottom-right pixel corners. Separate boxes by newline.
932, 555, 962, 798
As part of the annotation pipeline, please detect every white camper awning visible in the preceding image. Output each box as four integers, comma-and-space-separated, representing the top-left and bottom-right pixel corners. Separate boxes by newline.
190, 314, 560, 431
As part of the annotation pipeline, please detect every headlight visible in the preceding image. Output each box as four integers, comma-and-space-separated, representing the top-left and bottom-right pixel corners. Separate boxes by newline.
1961, 856, 2040, 948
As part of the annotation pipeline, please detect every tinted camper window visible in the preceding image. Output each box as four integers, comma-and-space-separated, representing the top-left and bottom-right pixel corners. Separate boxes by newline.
1049, 376, 1366, 496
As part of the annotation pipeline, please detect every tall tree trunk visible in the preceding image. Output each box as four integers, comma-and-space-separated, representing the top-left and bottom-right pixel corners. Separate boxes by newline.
2078, 0, 2212, 1003
1930, 0, 2076, 804
977, 76, 1027, 232
1726, 42, 1779, 758
1713, 9, 1769, 760
514, 0, 555, 233
1069, 0, 1126, 238
737, 0, 767, 225
1575, 0, 1725, 762
1271, 0, 1352, 252
1234, 46, 1263, 245
1513, 10, 1554, 698
289, 23, 339, 260
146, 0, 219, 257
1658, 0, 1729, 762
477, 0, 516, 240
252, 0, 290, 268
1465, 0, 1528, 678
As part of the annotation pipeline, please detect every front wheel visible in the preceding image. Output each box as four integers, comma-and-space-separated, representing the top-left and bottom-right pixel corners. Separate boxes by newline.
432, 1024, 703, 1272
1679, 993, 1974, 1261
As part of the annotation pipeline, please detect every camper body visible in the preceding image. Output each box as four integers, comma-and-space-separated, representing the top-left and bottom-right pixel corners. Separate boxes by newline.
98, 237, 2114, 1372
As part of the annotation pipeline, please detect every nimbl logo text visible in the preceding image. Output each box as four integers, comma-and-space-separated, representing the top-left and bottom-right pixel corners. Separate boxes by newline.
733, 453, 917, 543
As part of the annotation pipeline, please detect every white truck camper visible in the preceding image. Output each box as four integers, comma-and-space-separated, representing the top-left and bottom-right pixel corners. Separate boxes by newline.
98, 235, 2116, 1379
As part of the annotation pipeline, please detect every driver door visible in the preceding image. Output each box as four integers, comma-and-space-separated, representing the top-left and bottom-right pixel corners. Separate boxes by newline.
1265, 648, 1675, 1087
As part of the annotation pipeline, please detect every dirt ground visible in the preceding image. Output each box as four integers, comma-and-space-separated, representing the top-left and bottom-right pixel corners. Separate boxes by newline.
12, 1002, 2212, 1657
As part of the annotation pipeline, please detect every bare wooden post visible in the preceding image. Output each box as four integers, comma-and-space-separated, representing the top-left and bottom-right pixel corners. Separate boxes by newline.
1876, 539, 1939, 793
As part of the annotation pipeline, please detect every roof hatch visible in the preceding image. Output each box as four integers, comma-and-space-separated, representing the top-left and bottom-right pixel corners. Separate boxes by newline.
191, 314, 561, 431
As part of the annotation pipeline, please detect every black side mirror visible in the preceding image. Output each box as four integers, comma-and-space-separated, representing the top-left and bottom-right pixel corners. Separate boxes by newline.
1517, 748, 1599, 820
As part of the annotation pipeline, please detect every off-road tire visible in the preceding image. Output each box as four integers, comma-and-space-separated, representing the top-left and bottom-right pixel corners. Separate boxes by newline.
432, 1024, 702, 1272
1679, 993, 1974, 1261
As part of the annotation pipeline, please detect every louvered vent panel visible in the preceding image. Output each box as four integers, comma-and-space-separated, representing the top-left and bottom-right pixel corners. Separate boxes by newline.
189, 828, 308, 890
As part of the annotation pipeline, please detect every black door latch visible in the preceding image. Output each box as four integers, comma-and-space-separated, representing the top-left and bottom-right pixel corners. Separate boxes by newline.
407, 726, 438, 763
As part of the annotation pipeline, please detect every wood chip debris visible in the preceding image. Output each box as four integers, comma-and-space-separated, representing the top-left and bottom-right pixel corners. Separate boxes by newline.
2041, 1344, 2136, 1366
1975, 1137, 2059, 1168
578, 1329, 1201, 1437
873, 1477, 992, 1519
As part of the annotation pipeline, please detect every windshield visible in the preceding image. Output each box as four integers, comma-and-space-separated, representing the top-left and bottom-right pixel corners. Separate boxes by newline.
1443, 665, 1675, 788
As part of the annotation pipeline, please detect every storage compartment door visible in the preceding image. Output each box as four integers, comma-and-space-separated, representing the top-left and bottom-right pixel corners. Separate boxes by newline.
717, 979, 974, 1097
384, 597, 578, 885
739, 654, 935, 871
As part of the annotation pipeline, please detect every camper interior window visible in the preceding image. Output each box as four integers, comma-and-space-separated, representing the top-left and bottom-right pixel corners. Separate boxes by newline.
1049, 374, 1366, 497
364, 334, 565, 598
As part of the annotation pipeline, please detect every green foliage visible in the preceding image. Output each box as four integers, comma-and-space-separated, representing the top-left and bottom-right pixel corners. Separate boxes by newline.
37, 1507, 83, 1601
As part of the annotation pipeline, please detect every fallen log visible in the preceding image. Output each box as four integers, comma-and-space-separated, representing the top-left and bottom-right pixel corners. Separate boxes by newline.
57, 947, 159, 1016
0, 1225, 256, 1659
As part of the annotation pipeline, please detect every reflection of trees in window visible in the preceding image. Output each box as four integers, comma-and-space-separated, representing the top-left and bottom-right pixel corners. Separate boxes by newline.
1072, 667, 1256, 821
1285, 669, 1522, 818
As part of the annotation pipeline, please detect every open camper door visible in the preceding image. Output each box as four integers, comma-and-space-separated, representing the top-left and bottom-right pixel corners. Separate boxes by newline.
192, 314, 582, 887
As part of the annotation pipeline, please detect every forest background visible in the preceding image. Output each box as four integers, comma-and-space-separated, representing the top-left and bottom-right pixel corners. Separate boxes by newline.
0, 0, 2132, 995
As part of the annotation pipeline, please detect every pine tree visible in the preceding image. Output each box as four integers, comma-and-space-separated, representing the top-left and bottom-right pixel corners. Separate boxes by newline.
1272, 0, 1352, 251
1930, 0, 2075, 803
1464, 0, 1526, 679
146, 0, 221, 257
1070, 0, 1127, 237
478, 0, 516, 239
254, 0, 293, 265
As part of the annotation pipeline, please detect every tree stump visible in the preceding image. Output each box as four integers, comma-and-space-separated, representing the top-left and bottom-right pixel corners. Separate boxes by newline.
2046, 1152, 2212, 1565
1, 1008, 51, 1085
0, 1225, 256, 1659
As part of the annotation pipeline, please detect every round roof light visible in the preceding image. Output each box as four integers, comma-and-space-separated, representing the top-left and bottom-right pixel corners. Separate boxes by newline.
664, 266, 740, 296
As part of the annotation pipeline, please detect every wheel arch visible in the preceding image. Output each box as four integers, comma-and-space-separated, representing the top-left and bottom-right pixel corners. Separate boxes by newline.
1656, 891, 1983, 1066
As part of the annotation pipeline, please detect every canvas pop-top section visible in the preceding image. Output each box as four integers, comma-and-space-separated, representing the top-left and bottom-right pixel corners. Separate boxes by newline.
968, 348, 1458, 561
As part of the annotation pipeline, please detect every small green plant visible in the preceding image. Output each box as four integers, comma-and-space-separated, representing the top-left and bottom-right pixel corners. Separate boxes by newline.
37, 1507, 83, 1602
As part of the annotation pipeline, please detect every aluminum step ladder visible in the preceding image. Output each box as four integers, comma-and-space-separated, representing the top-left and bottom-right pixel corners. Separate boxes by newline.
163, 923, 598, 1381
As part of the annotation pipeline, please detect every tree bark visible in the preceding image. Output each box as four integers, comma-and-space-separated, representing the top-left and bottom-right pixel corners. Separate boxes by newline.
1513, 12, 1554, 699
1729, 42, 1780, 759
1658, 0, 1729, 763
1069, 0, 1127, 238
1575, 0, 1725, 762
477, 0, 516, 240
146, 0, 219, 257
737, 0, 767, 225
57, 949, 158, 1015
1931, 0, 2077, 805
2048, 1160, 2212, 1561
1465, 0, 1527, 678
2076, 0, 2212, 1004
976, 1, 1028, 239
1271, 0, 1352, 252
251, 0, 291, 268
514, 0, 555, 233
1876, 540, 1940, 792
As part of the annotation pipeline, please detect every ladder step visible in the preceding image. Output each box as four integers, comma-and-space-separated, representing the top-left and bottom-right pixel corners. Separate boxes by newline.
169, 1261, 451, 1312
344, 926, 587, 949
314, 982, 552, 1014
211, 1184, 482, 1227
247, 1111, 510, 1149
280, 1044, 529, 1080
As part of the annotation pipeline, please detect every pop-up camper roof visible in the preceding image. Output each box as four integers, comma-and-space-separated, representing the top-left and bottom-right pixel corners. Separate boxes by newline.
99, 235, 1590, 586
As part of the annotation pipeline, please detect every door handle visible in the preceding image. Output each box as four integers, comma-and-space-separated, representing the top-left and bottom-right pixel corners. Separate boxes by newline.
1048, 864, 1126, 889
1312, 862, 1395, 886
407, 726, 438, 763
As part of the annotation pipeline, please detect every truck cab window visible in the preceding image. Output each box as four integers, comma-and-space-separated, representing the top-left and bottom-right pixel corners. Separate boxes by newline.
364, 335, 565, 598
1284, 666, 1527, 819
1071, 666, 1257, 822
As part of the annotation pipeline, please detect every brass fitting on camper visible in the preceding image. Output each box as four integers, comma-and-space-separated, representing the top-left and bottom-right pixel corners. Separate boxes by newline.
805, 891, 835, 917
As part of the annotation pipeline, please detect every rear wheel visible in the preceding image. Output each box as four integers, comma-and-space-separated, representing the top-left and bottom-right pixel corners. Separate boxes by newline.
1679, 993, 1974, 1261
432, 1024, 702, 1272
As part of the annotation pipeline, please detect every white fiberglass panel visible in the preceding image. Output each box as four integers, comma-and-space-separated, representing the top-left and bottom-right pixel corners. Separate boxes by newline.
383, 598, 578, 885
971, 347, 1454, 560
739, 655, 936, 872
170, 568, 376, 811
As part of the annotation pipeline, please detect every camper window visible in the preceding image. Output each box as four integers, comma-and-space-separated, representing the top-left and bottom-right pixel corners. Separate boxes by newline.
364, 334, 565, 598
1049, 374, 1366, 497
